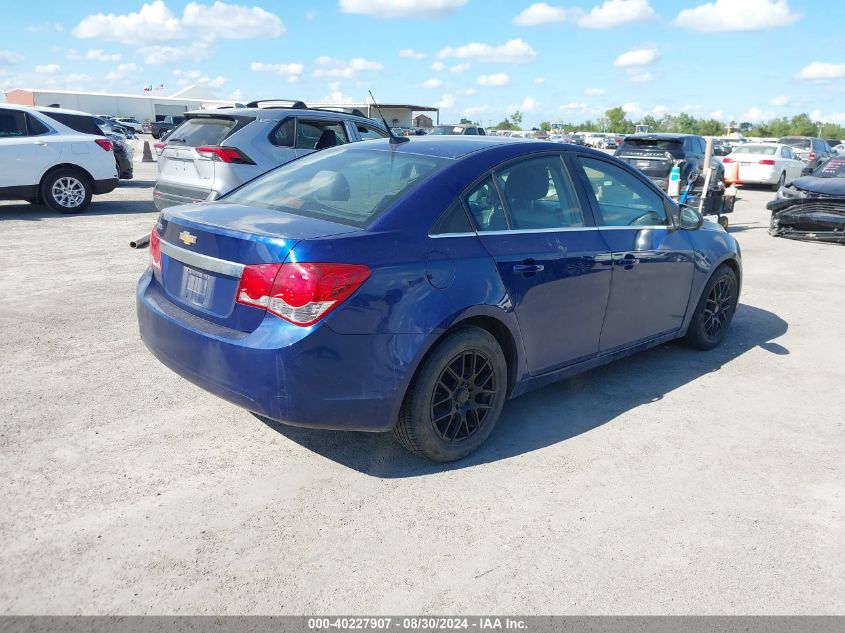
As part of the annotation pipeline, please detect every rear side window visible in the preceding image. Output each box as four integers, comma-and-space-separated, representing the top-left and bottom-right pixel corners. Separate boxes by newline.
223, 147, 449, 228
464, 127, 477, 135
0, 110, 27, 137
576, 156, 669, 227
26, 114, 50, 136
431, 200, 473, 235
465, 177, 507, 232
38, 111, 101, 135
296, 120, 349, 150
357, 124, 388, 140
167, 117, 238, 147
270, 118, 295, 147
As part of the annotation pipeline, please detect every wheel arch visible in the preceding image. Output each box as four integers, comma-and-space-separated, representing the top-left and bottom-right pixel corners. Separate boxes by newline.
39, 163, 95, 192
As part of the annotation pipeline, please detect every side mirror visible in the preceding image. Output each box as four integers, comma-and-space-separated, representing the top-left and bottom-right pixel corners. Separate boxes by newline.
679, 204, 704, 231
801, 167, 812, 176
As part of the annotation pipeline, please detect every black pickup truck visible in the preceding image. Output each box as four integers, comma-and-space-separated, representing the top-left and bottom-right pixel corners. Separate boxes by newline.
143, 115, 185, 139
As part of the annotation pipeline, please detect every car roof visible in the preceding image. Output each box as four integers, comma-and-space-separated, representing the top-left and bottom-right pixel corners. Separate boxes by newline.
1, 103, 94, 117
339, 135, 610, 160
183, 106, 387, 128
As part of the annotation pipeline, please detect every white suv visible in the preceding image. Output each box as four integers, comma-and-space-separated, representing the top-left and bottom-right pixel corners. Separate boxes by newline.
0, 105, 118, 212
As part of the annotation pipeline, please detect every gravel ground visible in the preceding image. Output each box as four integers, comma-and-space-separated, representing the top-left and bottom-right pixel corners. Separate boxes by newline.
0, 162, 842, 615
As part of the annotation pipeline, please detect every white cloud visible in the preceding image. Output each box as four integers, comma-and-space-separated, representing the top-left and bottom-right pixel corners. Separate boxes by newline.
462, 105, 489, 117
139, 41, 213, 64
399, 48, 426, 60
27, 22, 64, 33
430, 61, 446, 71
534, 77, 546, 85
514, 3, 573, 26
35, 64, 61, 74
0, 50, 23, 65
651, 104, 669, 116
340, 0, 468, 18
627, 69, 654, 82
313, 56, 383, 78
322, 86, 355, 103
674, 0, 799, 32
578, 0, 657, 29
456, 88, 476, 96
435, 93, 455, 109
508, 96, 538, 112
621, 101, 642, 116
73, 1, 284, 44
709, 110, 726, 121
795, 62, 845, 81
68, 48, 122, 62
770, 95, 790, 106
477, 73, 510, 87
230, 88, 244, 101
251, 62, 305, 75
449, 63, 470, 73
436, 38, 537, 64
306, 10, 317, 20
423, 78, 443, 89
584, 87, 605, 95
104, 63, 142, 83
614, 46, 659, 67
742, 106, 774, 121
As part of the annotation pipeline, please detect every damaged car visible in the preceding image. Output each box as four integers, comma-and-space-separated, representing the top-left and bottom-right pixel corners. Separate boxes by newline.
768, 156, 845, 244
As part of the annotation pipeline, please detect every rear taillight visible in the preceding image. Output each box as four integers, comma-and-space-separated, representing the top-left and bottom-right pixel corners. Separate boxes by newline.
236, 262, 371, 326
95, 138, 113, 152
149, 227, 162, 273
758, 159, 776, 165
153, 142, 166, 155
722, 157, 734, 163
808, 152, 816, 161
195, 146, 255, 164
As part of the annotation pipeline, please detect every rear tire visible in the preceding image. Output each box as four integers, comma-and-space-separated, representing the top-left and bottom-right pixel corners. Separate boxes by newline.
394, 326, 508, 462
40, 169, 92, 213
684, 264, 738, 351
772, 172, 785, 192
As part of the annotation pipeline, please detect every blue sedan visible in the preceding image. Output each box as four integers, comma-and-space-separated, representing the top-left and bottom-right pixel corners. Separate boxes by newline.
137, 137, 741, 462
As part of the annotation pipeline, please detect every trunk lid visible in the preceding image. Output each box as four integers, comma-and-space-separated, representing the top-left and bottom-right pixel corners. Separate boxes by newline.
155, 202, 361, 332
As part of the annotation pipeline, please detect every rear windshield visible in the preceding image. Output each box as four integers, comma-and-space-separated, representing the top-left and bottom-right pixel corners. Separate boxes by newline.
732, 145, 777, 155
815, 157, 845, 178
620, 138, 683, 151
779, 138, 811, 150
429, 126, 463, 135
166, 117, 238, 147
38, 111, 101, 135
223, 147, 450, 227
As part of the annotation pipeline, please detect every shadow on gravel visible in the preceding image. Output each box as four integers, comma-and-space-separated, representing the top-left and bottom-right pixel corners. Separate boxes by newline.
259, 303, 789, 478
0, 198, 157, 220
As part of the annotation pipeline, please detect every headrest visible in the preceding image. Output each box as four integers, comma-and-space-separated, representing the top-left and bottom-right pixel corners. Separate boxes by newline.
504, 164, 549, 201
312, 171, 350, 202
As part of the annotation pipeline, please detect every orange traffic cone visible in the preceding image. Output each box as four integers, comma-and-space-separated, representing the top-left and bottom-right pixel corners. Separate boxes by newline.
724, 160, 742, 185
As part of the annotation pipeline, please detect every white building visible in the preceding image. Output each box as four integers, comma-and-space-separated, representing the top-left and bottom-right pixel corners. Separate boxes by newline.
307, 102, 440, 129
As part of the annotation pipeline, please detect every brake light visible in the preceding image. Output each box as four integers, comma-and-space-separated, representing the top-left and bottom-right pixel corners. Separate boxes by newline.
808, 152, 816, 161
94, 138, 113, 152
149, 227, 162, 273
153, 142, 166, 155
758, 159, 776, 165
236, 262, 371, 326
722, 157, 734, 163
195, 146, 255, 164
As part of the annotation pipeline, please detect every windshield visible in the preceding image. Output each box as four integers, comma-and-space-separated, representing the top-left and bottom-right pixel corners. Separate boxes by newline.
780, 138, 811, 150
223, 147, 450, 227
732, 145, 778, 155
429, 126, 462, 135
814, 157, 845, 178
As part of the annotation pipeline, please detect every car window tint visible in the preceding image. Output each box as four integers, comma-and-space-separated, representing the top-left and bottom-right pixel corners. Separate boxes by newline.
464, 127, 477, 135
0, 110, 28, 137
494, 156, 585, 230
38, 111, 102, 135
781, 147, 791, 158
166, 118, 237, 147
26, 114, 50, 136
270, 118, 295, 147
431, 200, 473, 235
465, 176, 508, 232
576, 156, 669, 227
357, 124, 388, 140
296, 119, 349, 150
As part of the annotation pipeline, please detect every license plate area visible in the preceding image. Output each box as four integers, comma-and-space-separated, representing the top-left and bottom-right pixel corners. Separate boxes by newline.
180, 266, 215, 309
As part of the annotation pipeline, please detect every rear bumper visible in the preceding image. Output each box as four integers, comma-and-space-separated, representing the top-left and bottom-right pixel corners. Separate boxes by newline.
93, 178, 118, 195
153, 182, 212, 211
136, 270, 421, 432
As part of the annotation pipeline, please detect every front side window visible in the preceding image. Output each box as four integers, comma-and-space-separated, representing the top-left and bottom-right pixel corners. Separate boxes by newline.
357, 124, 388, 140
0, 110, 28, 138
576, 156, 669, 227
494, 156, 585, 230
224, 147, 448, 228
296, 119, 349, 150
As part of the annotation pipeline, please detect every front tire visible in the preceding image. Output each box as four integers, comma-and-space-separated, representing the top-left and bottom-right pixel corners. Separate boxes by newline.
394, 326, 508, 462
40, 169, 92, 213
684, 264, 739, 350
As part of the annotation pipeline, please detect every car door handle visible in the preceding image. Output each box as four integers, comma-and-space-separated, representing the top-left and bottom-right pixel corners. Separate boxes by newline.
34, 141, 48, 147
513, 263, 544, 274
617, 254, 640, 267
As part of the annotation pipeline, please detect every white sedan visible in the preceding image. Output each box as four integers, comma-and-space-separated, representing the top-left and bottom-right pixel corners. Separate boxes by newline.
722, 143, 806, 190
833, 143, 845, 155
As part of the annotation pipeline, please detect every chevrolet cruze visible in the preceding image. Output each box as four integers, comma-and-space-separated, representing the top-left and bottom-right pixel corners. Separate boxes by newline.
137, 137, 741, 462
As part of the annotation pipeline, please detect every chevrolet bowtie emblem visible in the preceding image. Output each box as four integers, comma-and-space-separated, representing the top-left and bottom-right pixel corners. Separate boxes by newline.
179, 231, 197, 246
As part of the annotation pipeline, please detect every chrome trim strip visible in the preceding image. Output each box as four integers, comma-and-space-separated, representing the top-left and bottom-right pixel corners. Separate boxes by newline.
430, 226, 600, 238
597, 225, 669, 230
159, 239, 245, 278
429, 232, 476, 239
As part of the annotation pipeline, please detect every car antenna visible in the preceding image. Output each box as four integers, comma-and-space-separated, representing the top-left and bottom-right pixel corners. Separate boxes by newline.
369, 90, 409, 145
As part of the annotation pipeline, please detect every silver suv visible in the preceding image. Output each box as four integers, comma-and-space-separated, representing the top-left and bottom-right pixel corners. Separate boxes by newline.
153, 101, 389, 211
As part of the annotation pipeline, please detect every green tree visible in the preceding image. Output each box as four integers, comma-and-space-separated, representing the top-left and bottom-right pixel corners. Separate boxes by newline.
789, 114, 817, 136
510, 110, 524, 128
539, 121, 552, 132
495, 119, 518, 131
605, 106, 633, 134
459, 117, 472, 125
697, 119, 724, 136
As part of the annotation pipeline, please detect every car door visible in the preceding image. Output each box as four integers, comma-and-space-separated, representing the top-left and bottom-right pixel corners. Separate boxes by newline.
0, 109, 60, 189
781, 146, 802, 181
571, 154, 695, 353
465, 154, 612, 375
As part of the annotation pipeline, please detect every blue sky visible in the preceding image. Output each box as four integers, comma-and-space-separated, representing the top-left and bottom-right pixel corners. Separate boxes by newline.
1, 0, 843, 126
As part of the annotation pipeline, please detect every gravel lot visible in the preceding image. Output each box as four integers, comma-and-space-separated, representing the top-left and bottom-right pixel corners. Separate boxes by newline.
1, 161, 843, 615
